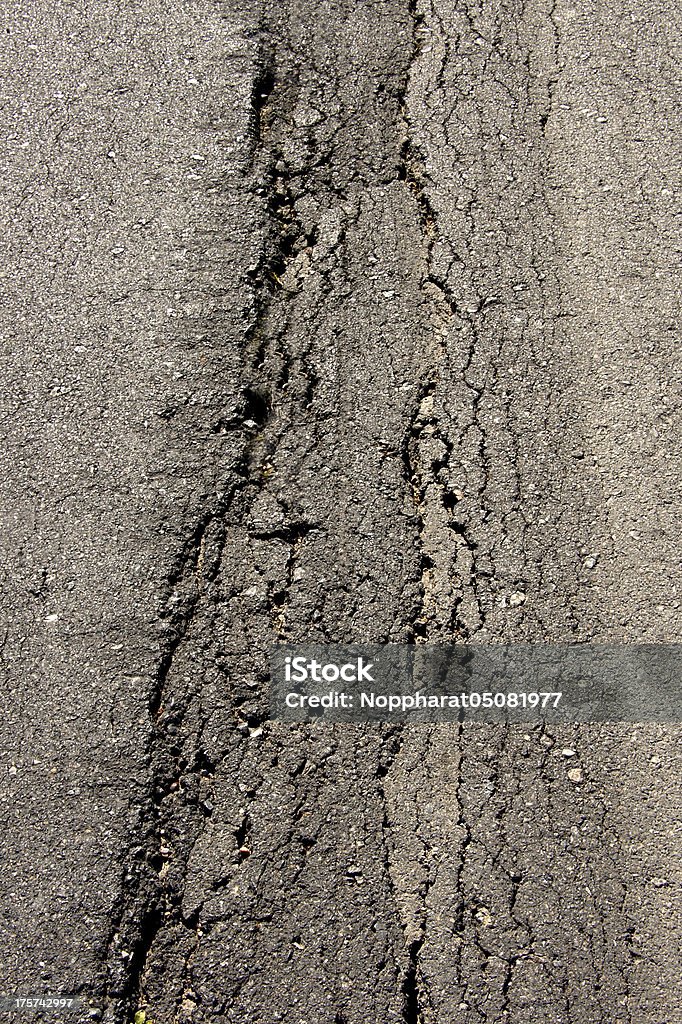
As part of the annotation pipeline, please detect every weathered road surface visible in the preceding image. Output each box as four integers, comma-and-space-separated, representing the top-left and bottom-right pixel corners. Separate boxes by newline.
1, 1, 680, 1022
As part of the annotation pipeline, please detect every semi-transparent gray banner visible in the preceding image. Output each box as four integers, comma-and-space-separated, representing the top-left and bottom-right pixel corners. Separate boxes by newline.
269, 645, 682, 723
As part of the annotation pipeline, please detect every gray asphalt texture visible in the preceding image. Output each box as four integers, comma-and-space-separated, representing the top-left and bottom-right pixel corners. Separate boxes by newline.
0, 0, 680, 1022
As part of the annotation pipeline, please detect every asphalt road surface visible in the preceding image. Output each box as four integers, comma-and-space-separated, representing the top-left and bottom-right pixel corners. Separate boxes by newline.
1, 1, 680, 1022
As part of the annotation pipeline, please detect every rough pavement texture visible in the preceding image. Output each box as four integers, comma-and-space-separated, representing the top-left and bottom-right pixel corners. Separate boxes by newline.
0, 0, 680, 1022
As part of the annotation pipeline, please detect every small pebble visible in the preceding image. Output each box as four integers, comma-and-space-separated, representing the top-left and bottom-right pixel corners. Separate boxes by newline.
567, 767, 584, 783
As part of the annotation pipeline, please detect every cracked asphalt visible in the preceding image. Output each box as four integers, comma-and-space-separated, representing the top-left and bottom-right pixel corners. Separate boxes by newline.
0, 1, 680, 1022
